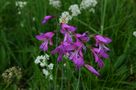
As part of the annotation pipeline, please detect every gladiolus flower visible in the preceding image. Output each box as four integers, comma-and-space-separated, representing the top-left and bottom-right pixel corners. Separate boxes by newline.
75, 33, 89, 43
61, 23, 77, 43
36, 32, 54, 51
94, 35, 112, 52
51, 42, 73, 62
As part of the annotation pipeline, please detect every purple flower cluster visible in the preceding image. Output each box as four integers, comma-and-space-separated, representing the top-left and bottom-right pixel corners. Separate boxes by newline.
36, 16, 112, 76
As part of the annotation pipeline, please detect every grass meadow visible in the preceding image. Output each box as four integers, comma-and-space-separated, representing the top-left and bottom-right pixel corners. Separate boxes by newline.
0, 0, 136, 90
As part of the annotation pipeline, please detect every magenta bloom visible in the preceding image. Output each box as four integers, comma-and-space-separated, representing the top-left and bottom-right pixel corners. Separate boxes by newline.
73, 56, 84, 69
51, 42, 73, 62
84, 64, 100, 76
91, 48, 106, 68
75, 33, 90, 43
42, 16, 53, 24
92, 34, 112, 68
61, 23, 77, 43
36, 32, 54, 51
94, 35, 112, 51
68, 42, 85, 68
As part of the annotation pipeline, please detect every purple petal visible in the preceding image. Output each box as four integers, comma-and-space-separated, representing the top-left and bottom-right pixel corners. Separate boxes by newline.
63, 33, 73, 43
40, 40, 48, 51
72, 57, 84, 69
36, 33, 46, 41
36, 32, 54, 41
42, 16, 53, 24
91, 48, 100, 62
95, 35, 112, 44
93, 48, 109, 58
97, 59, 104, 68
85, 64, 100, 76
76, 33, 89, 42
61, 23, 77, 34
44, 32, 54, 39
57, 53, 63, 62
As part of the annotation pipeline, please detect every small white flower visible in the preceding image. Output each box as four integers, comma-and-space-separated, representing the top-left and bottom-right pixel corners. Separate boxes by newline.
59, 11, 72, 23
18, 11, 21, 15
49, 75, 53, 80
32, 17, 36, 21
45, 54, 49, 60
23, 2, 27, 5
20, 23, 24, 27
48, 63, 54, 70
49, 0, 61, 8
34, 58, 40, 64
42, 69, 49, 76
89, 8, 95, 13
80, 0, 97, 10
40, 60, 47, 67
133, 31, 136, 37
15, 1, 27, 8
69, 4, 81, 16
63, 63, 66, 67
34, 54, 49, 67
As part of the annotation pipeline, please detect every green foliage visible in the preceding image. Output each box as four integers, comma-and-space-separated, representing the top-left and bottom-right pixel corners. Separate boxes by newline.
0, 0, 136, 90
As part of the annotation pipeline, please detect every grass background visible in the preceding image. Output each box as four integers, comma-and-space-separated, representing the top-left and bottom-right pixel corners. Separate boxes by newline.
0, 0, 136, 90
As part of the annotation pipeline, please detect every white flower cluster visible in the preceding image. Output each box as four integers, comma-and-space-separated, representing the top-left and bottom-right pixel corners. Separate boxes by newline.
80, 0, 97, 10
59, 0, 97, 23
34, 54, 54, 80
59, 4, 80, 23
69, 4, 81, 17
133, 31, 136, 37
59, 11, 72, 23
34, 54, 49, 67
42, 63, 54, 80
15, 1, 27, 14
49, 0, 61, 8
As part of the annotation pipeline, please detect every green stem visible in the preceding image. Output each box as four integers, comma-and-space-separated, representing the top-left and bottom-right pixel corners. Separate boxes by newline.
75, 18, 99, 34
60, 64, 64, 90
101, 0, 107, 35
76, 70, 81, 90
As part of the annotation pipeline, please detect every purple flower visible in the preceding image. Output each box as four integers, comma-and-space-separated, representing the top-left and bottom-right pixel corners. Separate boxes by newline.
91, 48, 107, 68
61, 23, 77, 43
68, 42, 85, 68
51, 42, 73, 62
73, 56, 84, 69
84, 64, 100, 76
36, 32, 54, 51
42, 16, 53, 24
92, 48, 109, 59
94, 35, 112, 52
75, 33, 90, 43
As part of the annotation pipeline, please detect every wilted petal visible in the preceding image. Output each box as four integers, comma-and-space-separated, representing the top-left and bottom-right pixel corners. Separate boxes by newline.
85, 64, 100, 76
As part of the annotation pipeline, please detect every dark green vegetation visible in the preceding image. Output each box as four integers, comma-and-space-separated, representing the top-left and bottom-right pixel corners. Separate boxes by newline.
0, 0, 136, 90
